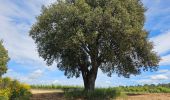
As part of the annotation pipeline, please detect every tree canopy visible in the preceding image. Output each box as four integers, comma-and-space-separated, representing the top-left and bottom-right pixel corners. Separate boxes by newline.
30, 0, 160, 90
0, 41, 9, 77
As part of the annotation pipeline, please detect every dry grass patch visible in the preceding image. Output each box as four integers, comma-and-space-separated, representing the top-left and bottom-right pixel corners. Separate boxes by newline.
31, 89, 63, 94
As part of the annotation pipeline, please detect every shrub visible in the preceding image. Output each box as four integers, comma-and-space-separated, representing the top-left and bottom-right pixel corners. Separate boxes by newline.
0, 77, 32, 100
64, 88, 122, 100
0, 88, 10, 100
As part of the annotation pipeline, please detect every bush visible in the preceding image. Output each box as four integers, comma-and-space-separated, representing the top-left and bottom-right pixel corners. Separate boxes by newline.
0, 77, 32, 100
64, 88, 122, 100
118, 85, 170, 93
0, 89, 10, 100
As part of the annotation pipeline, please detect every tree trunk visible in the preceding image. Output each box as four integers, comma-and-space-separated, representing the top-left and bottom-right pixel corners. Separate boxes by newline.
82, 66, 98, 92
83, 73, 96, 91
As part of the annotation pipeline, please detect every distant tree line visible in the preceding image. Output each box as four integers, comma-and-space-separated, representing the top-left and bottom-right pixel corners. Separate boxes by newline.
118, 83, 170, 93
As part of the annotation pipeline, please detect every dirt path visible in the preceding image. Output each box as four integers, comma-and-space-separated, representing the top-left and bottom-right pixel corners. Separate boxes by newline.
31, 89, 63, 94
30, 89, 170, 100
118, 93, 170, 100
30, 89, 64, 100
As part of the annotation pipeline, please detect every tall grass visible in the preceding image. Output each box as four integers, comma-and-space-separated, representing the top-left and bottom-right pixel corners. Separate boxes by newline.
64, 88, 122, 100
31, 84, 170, 93
30, 83, 170, 100
31, 85, 122, 99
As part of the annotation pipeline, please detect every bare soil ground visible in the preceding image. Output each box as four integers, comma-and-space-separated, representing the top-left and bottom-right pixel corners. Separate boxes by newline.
30, 89, 170, 100
117, 93, 170, 100
30, 89, 64, 100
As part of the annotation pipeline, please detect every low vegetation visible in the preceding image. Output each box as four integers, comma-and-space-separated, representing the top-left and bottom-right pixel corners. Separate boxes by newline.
31, 84, 82, 90
64, 88, 122, 100
118, 85, 170, 93
30, 83, 170, 99
31, 83, 170, 94
0, 77, 32, 100
31, 85, 122, 99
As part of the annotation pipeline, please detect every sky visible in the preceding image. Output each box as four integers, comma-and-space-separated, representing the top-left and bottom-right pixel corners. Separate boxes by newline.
0, 0, 170, 87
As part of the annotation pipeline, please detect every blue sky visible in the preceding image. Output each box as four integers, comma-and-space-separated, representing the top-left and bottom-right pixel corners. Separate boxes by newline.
1, 0, 170, 87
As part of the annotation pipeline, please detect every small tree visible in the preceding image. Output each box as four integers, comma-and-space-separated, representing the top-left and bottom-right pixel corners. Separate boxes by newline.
30, 0, 160, 91
0, 41, 9, 77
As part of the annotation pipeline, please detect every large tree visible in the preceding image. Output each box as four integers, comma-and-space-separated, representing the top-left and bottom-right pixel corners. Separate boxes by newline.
0, 41, 9, 77
30, 0, 160, 91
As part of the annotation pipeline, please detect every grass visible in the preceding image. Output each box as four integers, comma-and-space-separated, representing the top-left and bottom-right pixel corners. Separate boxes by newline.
31, 84, 82, 90
64, 88, 122, 100
30, 84, 170, 100
118, 86, 170, 93
31, 84, 170, 93
31, 85, 123, 100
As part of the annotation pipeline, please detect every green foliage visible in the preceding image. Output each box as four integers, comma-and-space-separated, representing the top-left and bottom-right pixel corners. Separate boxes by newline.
31, 83, 170, 94
0, 77, 32, 100
14, 83, 170, 99
0, 89, 10, 100
118, 85, 170, 93
31, 84, 122, 99
0, 96, 8, 100
30, 0, 160, 91
30, 0, 160, 79
30, 84, 170, 99
64, 88, 121, 100
0, 41, 9, 77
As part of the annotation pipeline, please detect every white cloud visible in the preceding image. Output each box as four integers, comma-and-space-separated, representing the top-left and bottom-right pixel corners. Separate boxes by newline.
0, 1, 37, 62
157, 69, 170, 73
52, 80, 60, 84
3, 69, 44, 84
0, 0, 57, 69
3, 68, 126, 87
143, 0, 170, 31
105, 81, 112, 84
143, 0, 170, 66
29, 69, 44, 79
160, 54, 170, 66
150, 74, 169, 80
138, 79, 157, 84
151, 31, 170, 55
150, 31, 170, 66
137, 73, 170, 85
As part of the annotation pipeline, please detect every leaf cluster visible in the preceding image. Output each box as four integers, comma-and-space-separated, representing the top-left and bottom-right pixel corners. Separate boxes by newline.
0, 41, 9, 77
